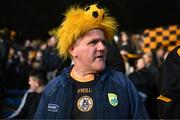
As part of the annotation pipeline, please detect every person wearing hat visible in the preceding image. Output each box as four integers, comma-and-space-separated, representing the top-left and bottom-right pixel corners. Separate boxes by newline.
34, 4, 149, 119
157, 45, 180, 119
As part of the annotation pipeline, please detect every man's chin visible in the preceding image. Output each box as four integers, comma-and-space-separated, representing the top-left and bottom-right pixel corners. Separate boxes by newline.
95, 65, 105, 72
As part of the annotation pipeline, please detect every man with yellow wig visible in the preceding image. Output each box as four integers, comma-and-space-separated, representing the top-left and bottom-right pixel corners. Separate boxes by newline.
34, 4, 149, 119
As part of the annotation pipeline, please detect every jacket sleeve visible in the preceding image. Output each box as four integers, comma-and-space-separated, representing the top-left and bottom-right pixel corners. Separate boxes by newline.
7, 90, 31, 119
34, 89, 48, 119
126, 76, 150, 119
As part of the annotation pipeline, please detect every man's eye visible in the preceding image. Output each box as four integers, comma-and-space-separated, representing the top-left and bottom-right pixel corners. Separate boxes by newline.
101, 41, 106, 45
88, 40, 106, 46
89, 40, 98, 45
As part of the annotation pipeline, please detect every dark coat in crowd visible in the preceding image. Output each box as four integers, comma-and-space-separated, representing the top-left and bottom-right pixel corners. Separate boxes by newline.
129, 68, 159, 119
0, 36, 9, 82
5, 56, 28, 89
44, 47, 62, 72
0, 35, 9, 118
106, 40, 126, 74
10, 91, 42, 119
157, 45, 180, 119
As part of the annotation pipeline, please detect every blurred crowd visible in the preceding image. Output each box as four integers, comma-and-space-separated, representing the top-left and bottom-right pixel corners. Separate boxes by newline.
0, 28, 63, 89
0, 27, 171, 119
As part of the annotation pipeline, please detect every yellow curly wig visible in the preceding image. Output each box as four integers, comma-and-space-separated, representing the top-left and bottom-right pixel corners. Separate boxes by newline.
56, 4, 118, 59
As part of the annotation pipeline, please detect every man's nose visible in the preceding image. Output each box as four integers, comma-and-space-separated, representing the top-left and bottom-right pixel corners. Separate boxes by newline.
97, 41, 106, 50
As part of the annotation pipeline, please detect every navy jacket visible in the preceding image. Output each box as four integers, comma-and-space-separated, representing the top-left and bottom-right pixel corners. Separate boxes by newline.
34, 67, 149, 119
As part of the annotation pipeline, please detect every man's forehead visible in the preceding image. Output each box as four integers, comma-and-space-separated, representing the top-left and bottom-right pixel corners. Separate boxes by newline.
83, 29, 106, 41
75, 29, 106, 44
86, 29, 105, 35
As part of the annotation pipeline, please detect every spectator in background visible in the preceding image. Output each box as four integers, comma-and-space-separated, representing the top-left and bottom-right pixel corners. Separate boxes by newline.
117, 31, 138, 75
0, 29, 9, 118
143, 52, 159, 89
7, 69, 47, 119
154, 47, 166, 91
44, 36, 63, 80
129, 57, 159, 118
152, 45, 166, 69
5, 47, 20, 89
24, 39, 33, 57
0, 29, 9, 78
130, 34, 144, 54
157, 45, 180, 119
118, 31, 136, 54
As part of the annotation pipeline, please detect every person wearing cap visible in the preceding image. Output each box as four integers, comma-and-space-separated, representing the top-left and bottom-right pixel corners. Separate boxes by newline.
157, 45, 180, 119
34, 4, 149, 119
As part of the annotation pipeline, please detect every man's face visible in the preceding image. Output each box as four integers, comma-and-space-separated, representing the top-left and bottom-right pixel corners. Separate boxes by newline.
70, 29, 107, 73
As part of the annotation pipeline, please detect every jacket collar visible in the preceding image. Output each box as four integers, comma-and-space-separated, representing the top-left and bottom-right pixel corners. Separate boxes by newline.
60, 65, 109, 84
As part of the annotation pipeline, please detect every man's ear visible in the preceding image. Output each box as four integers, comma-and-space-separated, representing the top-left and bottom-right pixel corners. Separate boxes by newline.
69, 44, 77, 57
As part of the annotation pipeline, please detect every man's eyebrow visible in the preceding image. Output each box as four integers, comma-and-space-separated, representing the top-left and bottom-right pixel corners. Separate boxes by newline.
87, 39, 107, 46
88, 38, 104, 43
87, 39, 98, 45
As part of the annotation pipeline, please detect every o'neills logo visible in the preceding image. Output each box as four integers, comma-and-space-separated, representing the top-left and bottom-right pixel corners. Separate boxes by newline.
77, 96, 93, 112
48, 103, 59, 112
77, 88, 92, 94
